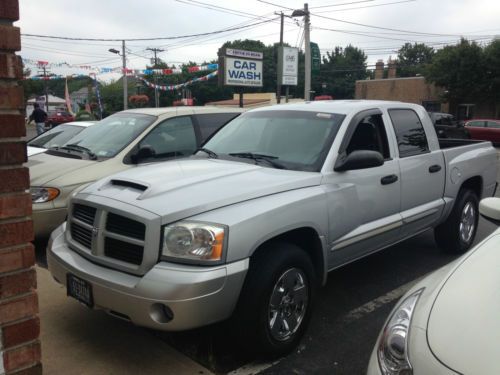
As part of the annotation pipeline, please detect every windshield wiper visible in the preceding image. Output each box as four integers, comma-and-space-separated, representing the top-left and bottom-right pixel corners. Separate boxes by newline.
196, 147, 218, 159
229, 152, 285, 169
58, 144, 97, 160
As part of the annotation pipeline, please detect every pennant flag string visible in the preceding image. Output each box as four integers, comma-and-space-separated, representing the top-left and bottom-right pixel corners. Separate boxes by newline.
137, 71, 218, 91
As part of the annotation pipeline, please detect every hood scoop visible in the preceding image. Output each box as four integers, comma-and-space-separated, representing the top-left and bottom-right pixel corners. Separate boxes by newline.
110, 179, 148, 191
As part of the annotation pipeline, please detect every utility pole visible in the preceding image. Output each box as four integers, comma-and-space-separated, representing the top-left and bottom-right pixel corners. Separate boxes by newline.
122, 40, 128, 110
147, 47, 164, 108
37, 65, 50, 112
304, 3, 311, 101
276, 12, 284, 104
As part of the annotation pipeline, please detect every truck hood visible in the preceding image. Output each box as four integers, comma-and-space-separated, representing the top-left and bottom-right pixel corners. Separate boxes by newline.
83, 158, 322, 221
427, 230, 500, 375
27, 152, 98, 186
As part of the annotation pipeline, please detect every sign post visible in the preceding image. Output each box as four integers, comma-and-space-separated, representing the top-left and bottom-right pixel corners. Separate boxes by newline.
278, 46, 298, 104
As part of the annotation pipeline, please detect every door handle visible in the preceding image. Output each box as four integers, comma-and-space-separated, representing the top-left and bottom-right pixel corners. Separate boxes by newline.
381, 174, 398, 185
429, 164, 442, 173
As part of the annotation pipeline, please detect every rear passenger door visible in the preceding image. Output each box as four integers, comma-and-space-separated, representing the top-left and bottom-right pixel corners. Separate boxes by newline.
192, 112, 241, 144
388, 108, 446, 237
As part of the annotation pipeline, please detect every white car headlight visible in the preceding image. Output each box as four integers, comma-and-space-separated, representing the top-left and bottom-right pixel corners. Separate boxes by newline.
378, 289, 423, 375
161, 221, 226, 264
30, 187, 60, 203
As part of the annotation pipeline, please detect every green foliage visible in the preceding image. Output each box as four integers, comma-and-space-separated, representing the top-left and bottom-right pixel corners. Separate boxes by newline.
426, 39, 487, 103
483, 39, 500, 103
396, 43, 434, 77
315, 45, 367, 99
20, 76, 92, 102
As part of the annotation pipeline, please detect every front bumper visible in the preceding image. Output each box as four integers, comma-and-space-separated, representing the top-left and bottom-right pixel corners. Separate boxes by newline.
47, 224, 249, 331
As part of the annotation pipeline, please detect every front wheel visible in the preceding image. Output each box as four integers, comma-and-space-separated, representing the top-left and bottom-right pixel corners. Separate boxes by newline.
434, 189, 479, 253
234, 242, 316, 357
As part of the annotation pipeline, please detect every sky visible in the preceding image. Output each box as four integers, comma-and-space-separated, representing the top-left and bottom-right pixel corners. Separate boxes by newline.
18, 0, 500, 83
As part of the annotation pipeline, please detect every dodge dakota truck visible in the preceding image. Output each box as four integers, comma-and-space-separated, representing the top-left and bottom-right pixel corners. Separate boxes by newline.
47, 100, 498, 356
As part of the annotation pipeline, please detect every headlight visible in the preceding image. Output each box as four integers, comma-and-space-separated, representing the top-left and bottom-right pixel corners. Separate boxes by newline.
30, 187, 60, 203
378, 289, 423, 375
161, 221, 226, 264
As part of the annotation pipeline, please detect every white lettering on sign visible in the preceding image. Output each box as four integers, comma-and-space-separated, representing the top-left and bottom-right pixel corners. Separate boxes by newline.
226, 48, 263, 60
224, 57, 263, 87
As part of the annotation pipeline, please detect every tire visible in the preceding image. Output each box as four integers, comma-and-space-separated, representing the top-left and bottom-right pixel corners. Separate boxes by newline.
434, 189, 479, 254
234, 242, 316, 358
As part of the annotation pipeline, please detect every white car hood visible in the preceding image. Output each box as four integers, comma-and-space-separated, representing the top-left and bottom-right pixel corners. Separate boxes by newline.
84, 158, 322, 221
27, 146, 47, 157
427, 231, 500, 375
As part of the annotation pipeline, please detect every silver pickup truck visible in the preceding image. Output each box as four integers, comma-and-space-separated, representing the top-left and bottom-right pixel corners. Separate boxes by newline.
47, 100, 498, 356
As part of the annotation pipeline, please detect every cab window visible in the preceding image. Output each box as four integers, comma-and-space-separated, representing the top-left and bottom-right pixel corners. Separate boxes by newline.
345, 114, 390, 159
389, 109, 429, 157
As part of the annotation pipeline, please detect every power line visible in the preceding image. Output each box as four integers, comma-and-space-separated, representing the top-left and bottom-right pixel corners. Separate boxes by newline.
21, 18, 276, 42
314, 0, 417, 13
310, 0, 375, 9
255, 0, 294, 11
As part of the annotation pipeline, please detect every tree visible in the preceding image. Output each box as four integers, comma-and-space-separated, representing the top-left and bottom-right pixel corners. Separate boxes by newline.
396, 43, 434, 77
426, 39, 486, 103
483, 39, 500, 107
316, 45, 367, 99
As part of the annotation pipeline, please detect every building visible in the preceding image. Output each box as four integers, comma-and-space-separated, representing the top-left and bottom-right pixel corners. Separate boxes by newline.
26, 94, 67, 116
356, 59, 499, 120
355, 60, 448, 113
206, 92, 303, 108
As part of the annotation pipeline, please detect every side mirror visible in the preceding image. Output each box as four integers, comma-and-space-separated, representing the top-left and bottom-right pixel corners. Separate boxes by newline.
334, 150, 384, 172
131, 144, 156, 164
479, 197, 500, 225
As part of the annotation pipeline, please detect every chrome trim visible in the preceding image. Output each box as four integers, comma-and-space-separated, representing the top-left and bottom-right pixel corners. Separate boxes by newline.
331, 220, 403, 251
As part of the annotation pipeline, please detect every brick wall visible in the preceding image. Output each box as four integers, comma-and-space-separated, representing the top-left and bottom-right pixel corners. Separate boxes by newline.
0, 1, 41, 374
355, 76, 445, 105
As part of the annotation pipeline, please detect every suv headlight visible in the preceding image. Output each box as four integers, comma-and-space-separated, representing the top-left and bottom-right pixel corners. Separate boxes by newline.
378, 289, 423, 375
161, 221, 226, 264
30, 187, 60, 203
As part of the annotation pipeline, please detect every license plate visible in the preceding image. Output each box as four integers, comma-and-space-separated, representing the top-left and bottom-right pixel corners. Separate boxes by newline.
67, 274, 93, 307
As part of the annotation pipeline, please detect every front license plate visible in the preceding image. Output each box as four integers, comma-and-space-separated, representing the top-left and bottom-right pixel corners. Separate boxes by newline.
67, 274, 93, 307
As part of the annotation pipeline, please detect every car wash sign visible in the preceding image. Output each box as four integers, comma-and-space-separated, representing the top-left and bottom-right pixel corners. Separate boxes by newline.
222, 48, 263, 87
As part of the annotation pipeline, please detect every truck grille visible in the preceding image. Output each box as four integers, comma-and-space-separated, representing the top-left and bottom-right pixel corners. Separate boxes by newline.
71, 222, 93, 248
104, 237, 144, 265
106, 213, 146, 240
69, 203, 146, 269
73, 204, 96, 225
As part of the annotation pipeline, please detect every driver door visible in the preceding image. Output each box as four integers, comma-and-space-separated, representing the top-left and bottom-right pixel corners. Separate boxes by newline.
324, 109, 403, 267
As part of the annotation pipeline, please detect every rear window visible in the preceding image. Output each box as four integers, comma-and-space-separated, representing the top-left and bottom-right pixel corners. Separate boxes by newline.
388, 109, 429, 157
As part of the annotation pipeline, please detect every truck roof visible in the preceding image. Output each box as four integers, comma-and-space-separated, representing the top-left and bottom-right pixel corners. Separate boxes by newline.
120, 106, 244, 116
249, 100, 415, 115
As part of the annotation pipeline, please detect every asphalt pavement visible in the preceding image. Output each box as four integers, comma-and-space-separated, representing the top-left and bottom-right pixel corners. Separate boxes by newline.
29, 120, 500, 375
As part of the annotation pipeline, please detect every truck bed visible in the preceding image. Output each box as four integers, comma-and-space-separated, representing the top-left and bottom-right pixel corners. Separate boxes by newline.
439, 138, 489, 149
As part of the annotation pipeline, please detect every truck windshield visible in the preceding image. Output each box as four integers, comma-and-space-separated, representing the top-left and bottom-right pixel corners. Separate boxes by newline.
58, 113, 156, 158
203, 110, 345, 171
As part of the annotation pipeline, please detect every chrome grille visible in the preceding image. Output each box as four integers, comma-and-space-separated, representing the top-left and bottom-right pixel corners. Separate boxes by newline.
73, 204, 96, 225
104, 237, 144, 265
71, 222, 92, 248
106, 213, 146, 240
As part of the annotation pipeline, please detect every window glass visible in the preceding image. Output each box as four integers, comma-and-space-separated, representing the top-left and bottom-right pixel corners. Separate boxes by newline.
346, 114, 390, 159
467, 121, 484, 128
389, 109, 429, 157
140, 116, 196, 158
204, 110, 345, 171
28, 124, 86, 148
63, 113, 156, 158
487, 121, 500, 129
437, 115, 454, 126
194, 113, 241, 143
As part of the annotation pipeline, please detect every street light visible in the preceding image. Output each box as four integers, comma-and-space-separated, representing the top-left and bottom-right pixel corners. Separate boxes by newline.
109, 42, 128, 110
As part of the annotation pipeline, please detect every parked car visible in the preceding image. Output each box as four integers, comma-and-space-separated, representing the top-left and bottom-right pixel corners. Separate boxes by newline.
368, 196, 500, 375
427, 111, 469, 139
27, 121, 96, 157
28, 106, 243, 238
465, 119, 500, 145
46, 110, 75, 128
47, 100, 497, 357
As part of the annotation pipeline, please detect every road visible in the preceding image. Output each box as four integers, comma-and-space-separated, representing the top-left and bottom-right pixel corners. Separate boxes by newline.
30, 123, 499, 375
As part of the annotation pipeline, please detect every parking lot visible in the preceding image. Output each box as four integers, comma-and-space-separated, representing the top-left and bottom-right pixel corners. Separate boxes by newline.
31, 121, 499, 375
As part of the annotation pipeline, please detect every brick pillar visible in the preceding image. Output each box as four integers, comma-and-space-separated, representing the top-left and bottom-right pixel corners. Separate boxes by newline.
0, 1, 42, 374
387, 59, 397, 79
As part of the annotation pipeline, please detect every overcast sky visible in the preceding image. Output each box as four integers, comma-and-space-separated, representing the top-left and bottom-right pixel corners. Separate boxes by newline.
18, 0, 500, 82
